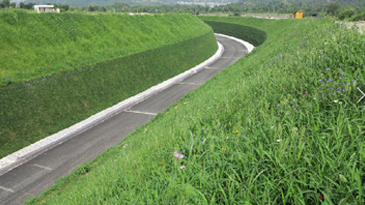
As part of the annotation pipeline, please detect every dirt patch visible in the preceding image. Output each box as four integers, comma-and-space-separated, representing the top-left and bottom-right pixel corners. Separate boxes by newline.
336, 21, 365, 34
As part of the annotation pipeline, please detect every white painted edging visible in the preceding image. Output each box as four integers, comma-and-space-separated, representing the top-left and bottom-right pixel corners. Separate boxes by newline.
0, 34, 255, 176
215, 33, 255, 53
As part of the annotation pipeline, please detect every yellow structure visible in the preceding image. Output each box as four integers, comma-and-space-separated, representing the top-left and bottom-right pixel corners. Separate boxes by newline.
294, 11, 303, 19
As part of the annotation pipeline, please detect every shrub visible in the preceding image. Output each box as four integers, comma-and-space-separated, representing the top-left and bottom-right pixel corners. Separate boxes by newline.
351, 12, 365, 21
335, 6, 355, 20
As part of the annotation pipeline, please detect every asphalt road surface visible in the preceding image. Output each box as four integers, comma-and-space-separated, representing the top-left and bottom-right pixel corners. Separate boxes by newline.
0, 34, 248, 205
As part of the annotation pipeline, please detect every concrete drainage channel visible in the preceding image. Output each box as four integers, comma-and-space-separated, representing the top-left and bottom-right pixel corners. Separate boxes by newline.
0, 34, 254, 205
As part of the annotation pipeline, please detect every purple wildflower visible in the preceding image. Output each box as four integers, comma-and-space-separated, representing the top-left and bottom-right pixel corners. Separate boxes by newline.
277, 104, 280, 107
321, 74, 324, 76
296, 104, 298, 107
321, 84, 325, 86
326, 68, 330, 71
319, 79, 323, 82
174, 152, 184, 159
340, 73, 344, 76
290, 101, 293, 104
339, 68, 342, 71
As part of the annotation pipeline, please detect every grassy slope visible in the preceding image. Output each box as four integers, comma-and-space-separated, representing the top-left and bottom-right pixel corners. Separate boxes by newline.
0, 11, 209, 86
0, 13, 217, 159
26, 17, 365, 204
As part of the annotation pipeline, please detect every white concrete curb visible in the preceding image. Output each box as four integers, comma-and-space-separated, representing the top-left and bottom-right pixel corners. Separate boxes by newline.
215, 33, 255, 53
0, 34, 254, 176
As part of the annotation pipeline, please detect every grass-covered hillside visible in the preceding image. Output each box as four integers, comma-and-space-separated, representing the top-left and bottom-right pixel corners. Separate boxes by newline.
0, 12, 217, 159
0, 11, 210, 86
27, 17, 365, 204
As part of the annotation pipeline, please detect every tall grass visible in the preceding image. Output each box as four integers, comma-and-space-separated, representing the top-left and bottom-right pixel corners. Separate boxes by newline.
26, 17, 365, 204
0, 10, 211, 86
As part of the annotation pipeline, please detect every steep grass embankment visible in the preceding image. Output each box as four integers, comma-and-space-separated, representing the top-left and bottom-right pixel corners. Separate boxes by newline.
0, 11, 211, 85
27, 17, 365, 204
0, 12, 217, 158
203, 20, 266, 47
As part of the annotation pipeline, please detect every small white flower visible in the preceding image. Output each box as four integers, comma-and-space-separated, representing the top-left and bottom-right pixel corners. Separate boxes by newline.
339, 102, 342, 104
334, 100, 338, 103
277, 139, 281, 142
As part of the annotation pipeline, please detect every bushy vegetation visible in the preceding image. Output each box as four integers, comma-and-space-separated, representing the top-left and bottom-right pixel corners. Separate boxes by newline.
0, 11, 211, 86
351, 12, 365, 21
2, 0, 365, 20
0, 12, 217, 158
335, 6, 355, 20
25, 17, 365, 204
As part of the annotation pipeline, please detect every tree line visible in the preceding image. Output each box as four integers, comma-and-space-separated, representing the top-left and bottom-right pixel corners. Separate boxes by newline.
1, 0, 365, 20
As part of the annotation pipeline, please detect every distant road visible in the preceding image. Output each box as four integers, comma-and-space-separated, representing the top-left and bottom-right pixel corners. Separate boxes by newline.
199, 13, 292, 19
0, 34, 248, 205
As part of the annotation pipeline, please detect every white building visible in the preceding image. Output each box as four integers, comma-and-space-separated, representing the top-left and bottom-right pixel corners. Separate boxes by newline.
34, 5, 60, 13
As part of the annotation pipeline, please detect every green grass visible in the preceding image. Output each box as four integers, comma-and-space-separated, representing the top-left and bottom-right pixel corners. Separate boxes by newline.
203, 20, 266, 47
0, 13, 217, 159
26, 17, 365, 204
0, 10, 211, 86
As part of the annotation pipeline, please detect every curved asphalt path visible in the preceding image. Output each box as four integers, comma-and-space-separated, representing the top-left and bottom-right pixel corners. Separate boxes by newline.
0, 34, 248, 205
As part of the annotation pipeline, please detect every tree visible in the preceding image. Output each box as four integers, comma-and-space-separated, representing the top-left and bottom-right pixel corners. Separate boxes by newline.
327, 3, 340, 15
2, 0, 10, 8
25, 2, 34, 9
